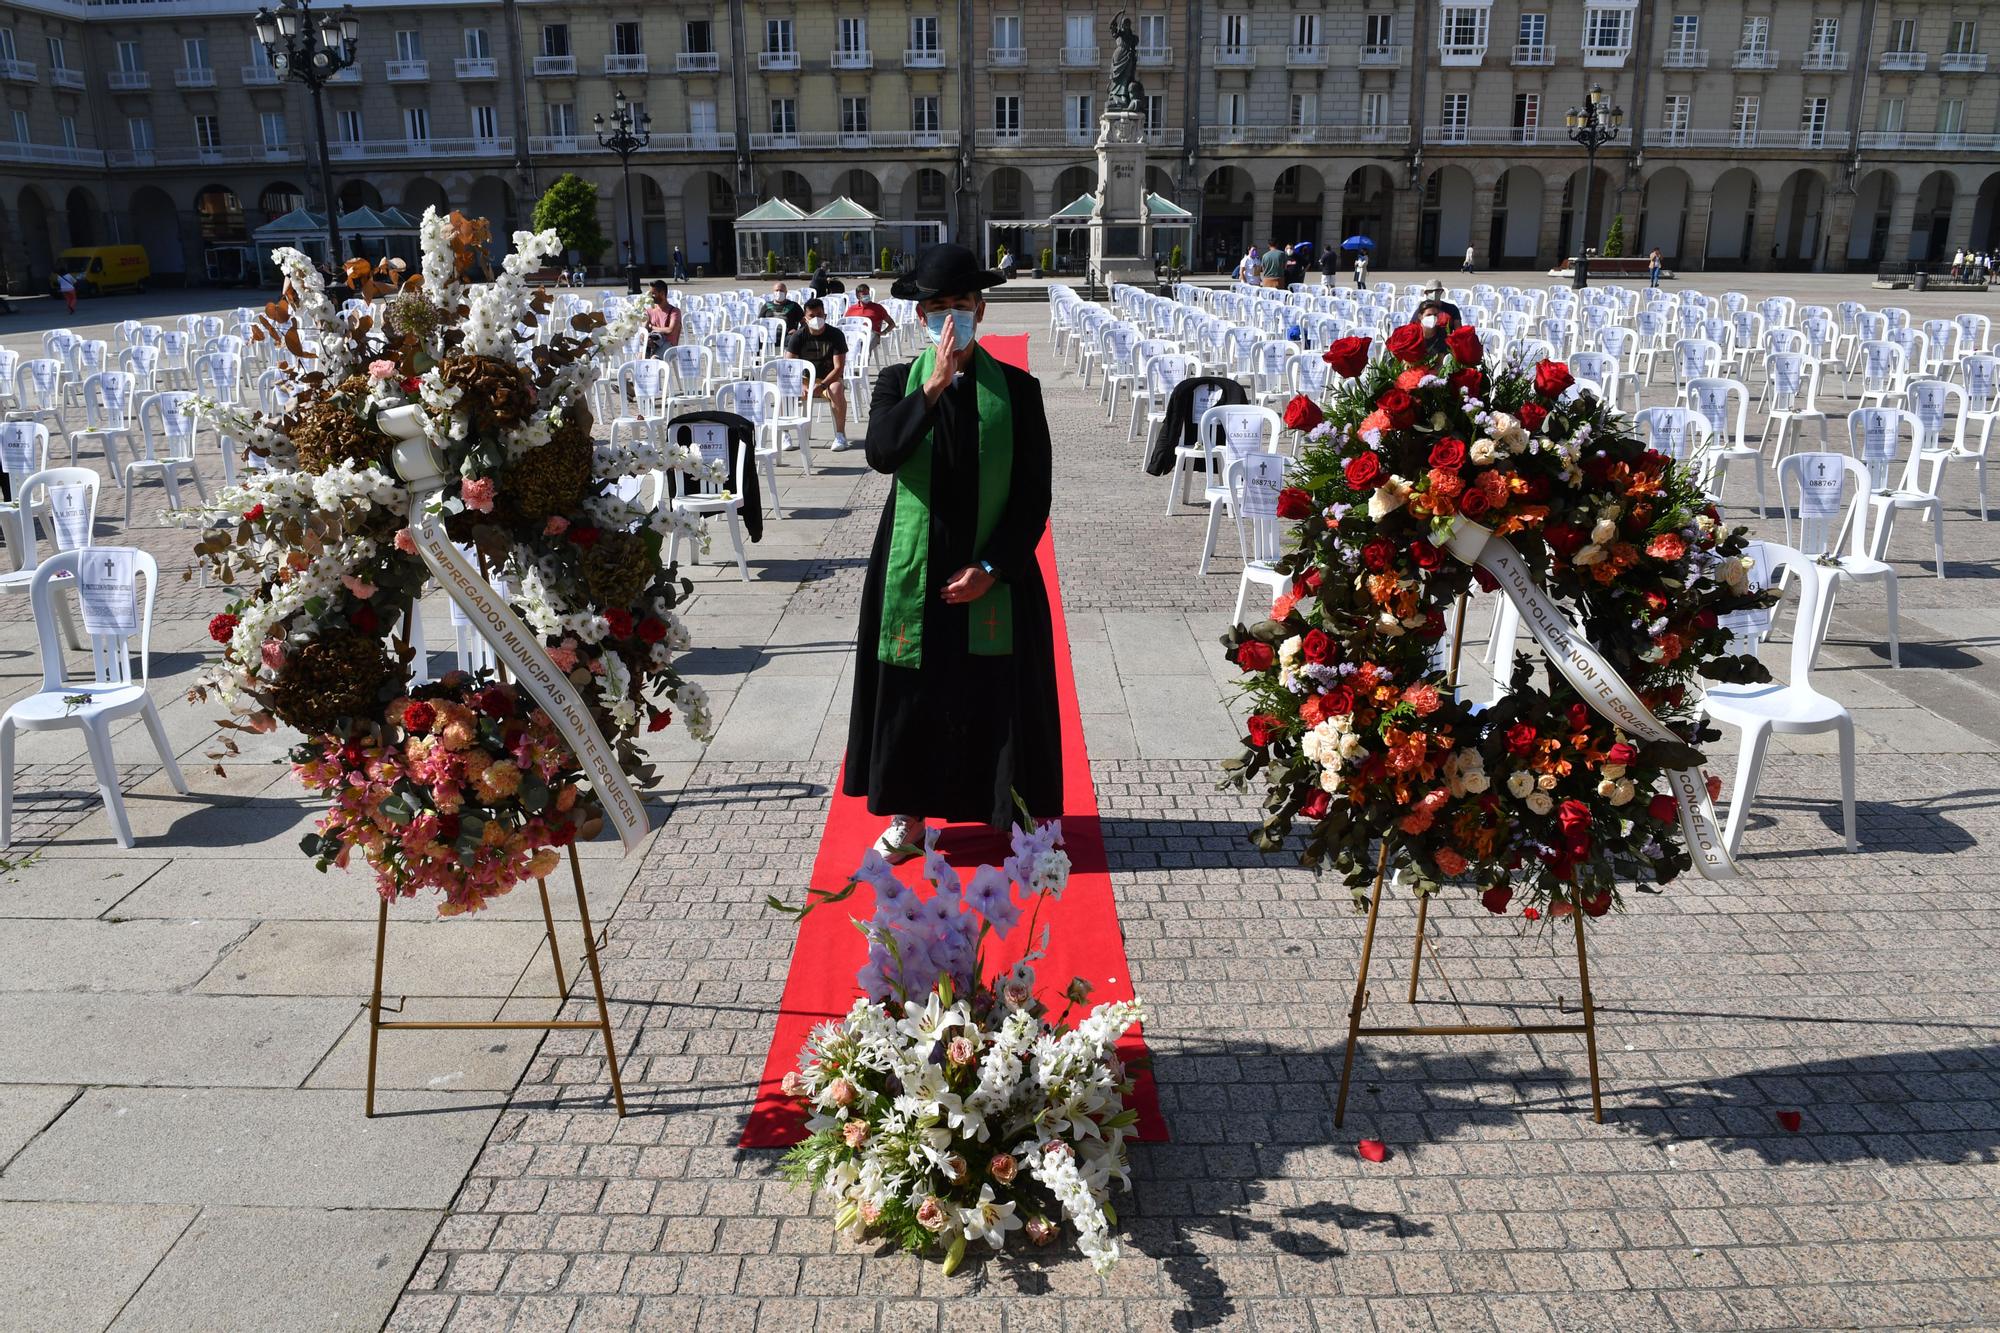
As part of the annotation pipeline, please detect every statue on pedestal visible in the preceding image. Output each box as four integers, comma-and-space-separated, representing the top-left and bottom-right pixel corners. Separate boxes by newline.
1108, 10, 1144, 112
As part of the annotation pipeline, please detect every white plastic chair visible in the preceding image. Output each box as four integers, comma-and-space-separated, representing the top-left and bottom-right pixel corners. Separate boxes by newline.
1763, 353, 1829, 460
666, 421, 750, 582
1227, 451, 1293, 625
1, 548, 187, 850
1130, 353, 1198, 447
64, 371, 140, 479
1699, 544, 1856, 859
0, 466, 98, 650
1190, 405, 1282, 575
0, 423, 51, 571
1686, 376, 1764, 512
1847, 406, 1945, 579
760, 359, 818, 468
1854, 339, 1908, 407
610, 358, 674, 450
9, 358, 65, 437
1955, 354, 1999, 519
1776, 451, 1900, 669
125, 393, 208, 522
716, 380, 787, 519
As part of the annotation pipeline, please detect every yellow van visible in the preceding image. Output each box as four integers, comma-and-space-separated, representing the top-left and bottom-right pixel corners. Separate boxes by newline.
51, 245, 150, 296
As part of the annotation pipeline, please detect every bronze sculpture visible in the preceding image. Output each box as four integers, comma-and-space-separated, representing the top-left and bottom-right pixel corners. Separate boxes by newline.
1109, 10, 1144, 112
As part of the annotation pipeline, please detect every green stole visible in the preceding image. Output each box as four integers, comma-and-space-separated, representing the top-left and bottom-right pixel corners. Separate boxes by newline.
876, 344, 1014, 668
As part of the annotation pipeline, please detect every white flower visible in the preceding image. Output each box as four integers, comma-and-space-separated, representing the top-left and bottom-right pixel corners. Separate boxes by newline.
961, 1184, 1023, 1248
1525, 791, 1555, 816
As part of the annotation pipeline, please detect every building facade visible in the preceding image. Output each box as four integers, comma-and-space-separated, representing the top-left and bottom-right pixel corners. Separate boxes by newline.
0, 0, 1995, 288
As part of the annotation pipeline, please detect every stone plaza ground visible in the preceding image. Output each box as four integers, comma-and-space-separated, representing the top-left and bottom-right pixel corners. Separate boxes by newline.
0, 272, 1995, 1331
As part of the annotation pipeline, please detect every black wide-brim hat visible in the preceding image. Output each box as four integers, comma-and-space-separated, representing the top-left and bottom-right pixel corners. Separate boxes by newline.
890, 243, 1006, 302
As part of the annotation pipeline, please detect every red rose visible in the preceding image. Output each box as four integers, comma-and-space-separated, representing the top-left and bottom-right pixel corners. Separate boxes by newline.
1557, 799, 1593, 838
1516, 401, 1549, 432
1505, 723, 1538, 754
1581, 891, 1612, 918
1360, 538, 1394, 572
1301, 629, 1334, 664
438, 813, 461, 842
1446, 325, 1483, 365
637, 617, 667, 644
1480, 885, 1513, 915
1322, 685, 1356, 716
1246, 713, 1281, 747
1234, 640, 1275, 672
1344, 453, 1383, 490
401, 375, 422, 394
1300, 789, 1331, 820
348, 604, 379, 634
1448, 367, 1485, 396
1375, 387, 1418, 429
1409, 539, 1442, 571
1457, 488, 1492, 519
1274, 486, 1315, 520
1607, 742, 1639, 766
402, 700, 437, 733
647, 709, 673, 733
1323, 336, 1371, 378
1544, 522, 1586, 559
1282, 394, 1325, 433
208, 613, 239, 644
570, 525, 602, 549
243, 504, 265, 522
1421, 609, 1446, 639
1385, 322, 1429, 364
1694, 610, 1718, 631
1582, 452, 1616, 485
1428, 438, 1467, 470
1648, 793, 1678, 822
473, 684, 514, 719
1301, 568, 1323, 594
1533, 361, 1574, 397
605, 608, 635, 638
1472, 564, 1499, 592
1567, 703, 1591, 732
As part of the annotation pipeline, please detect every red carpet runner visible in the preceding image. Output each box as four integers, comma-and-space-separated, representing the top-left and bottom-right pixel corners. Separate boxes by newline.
741, 331, 1164, 1146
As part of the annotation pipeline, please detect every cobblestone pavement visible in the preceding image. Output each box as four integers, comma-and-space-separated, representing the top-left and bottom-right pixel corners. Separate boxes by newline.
385, 277, 1998, 1332
1, 272, 1996, 1330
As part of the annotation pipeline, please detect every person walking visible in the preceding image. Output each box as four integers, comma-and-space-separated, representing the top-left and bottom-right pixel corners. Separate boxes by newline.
57, 269, 77, 314
786, 297, 852, 451
1647, 247, 1664, 288
1354, 251, 1369, 289
1319, 244, 1339, 288
672, 245, 688, 282
1462, 244, 1476, 276
846, 243, 1061, 855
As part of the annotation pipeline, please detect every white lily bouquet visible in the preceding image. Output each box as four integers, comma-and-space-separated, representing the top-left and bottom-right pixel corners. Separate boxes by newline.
772, 821, 1145, 1273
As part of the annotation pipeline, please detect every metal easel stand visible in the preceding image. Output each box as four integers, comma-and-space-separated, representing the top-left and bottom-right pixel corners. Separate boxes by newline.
1331, 592, 1604, 1127
364, 841, 627, 1118
1332, 844, 1605, 1127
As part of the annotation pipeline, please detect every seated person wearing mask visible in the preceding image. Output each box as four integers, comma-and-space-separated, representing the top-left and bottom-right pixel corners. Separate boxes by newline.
847, 282, 897, 351
759, 282, 804, 333
785, 298, 852, 451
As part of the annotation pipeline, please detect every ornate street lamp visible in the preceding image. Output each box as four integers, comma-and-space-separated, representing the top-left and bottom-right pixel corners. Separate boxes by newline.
1564, 84, 1624, 289
254, 0, 360, 276
595, 89, 651, 294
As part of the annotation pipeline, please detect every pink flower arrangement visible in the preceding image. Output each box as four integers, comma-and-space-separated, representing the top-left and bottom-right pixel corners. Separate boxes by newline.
460, 477, 497, 514
294, 672, 588, 915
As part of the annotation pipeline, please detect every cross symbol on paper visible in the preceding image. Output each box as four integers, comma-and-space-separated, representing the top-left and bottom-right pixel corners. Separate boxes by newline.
981, 605, 1001, 641
891, 623, 914, 658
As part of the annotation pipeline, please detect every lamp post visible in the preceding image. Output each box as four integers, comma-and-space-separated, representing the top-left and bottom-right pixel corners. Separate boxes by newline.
595, 89, 651, 294
1564, 84, 1624, 289
253, 0, 359, 277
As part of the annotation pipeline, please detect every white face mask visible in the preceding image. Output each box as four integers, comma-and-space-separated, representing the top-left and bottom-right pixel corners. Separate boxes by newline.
1421, 315, 1438, 330
806, 317, 825, 332
774, 291, 787, 302
925, 309, 976, 346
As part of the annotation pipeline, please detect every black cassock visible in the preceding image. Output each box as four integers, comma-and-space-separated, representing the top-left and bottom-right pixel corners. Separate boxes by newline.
842, 357, 1063, 826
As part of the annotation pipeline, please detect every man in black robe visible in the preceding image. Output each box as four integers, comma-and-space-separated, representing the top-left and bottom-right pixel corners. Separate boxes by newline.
843, 244, 1062, 858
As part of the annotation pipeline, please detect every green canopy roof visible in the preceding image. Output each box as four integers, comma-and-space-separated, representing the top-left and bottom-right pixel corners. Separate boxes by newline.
807, 196, 881, 224
736, 197, 811, 224
1048, 191, 1193, 223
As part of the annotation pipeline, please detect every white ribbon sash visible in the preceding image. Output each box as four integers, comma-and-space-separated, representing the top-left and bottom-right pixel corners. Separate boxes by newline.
1441, 519, 1739, 880
380, 406, 650, 854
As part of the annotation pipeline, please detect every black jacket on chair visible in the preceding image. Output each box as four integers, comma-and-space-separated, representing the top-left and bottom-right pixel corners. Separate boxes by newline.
1144, 375, 1250, 476
664, 410, 764, 543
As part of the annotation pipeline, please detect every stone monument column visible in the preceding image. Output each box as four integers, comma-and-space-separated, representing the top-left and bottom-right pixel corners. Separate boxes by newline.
1089, 10, 1157, 287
